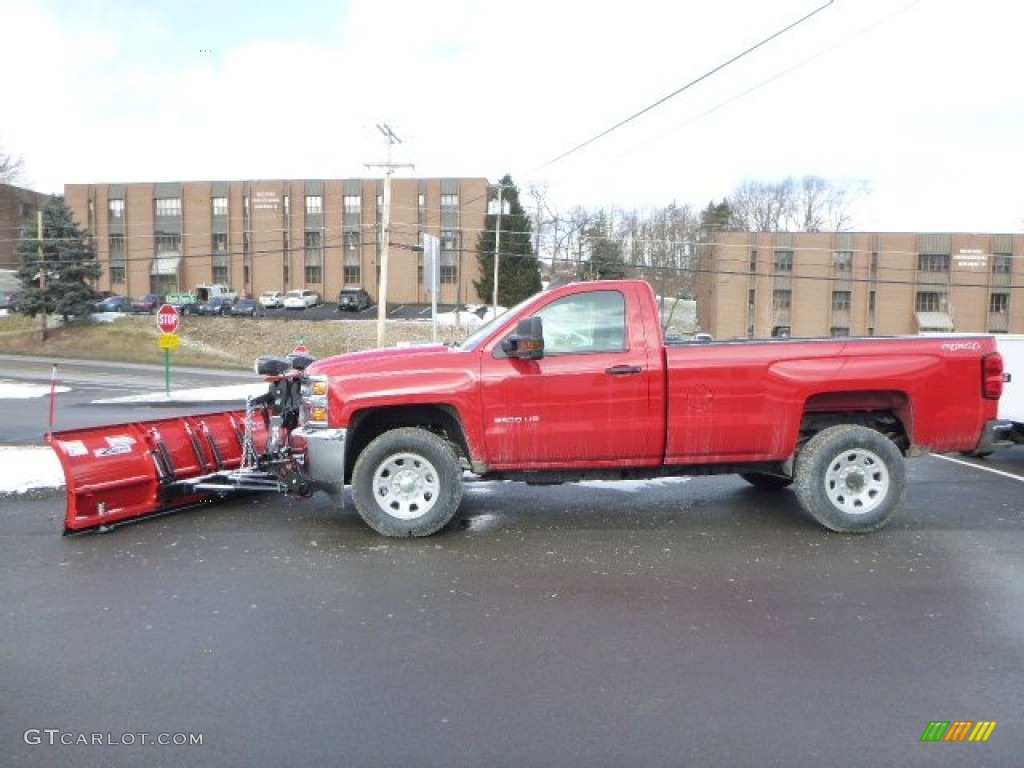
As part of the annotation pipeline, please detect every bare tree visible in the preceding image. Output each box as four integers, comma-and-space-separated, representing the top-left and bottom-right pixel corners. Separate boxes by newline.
1, 143, 25, 184
792, 175, 863, 231
728, 176, 862, 232
730, 179, 793, 231
524, 183, 596, 282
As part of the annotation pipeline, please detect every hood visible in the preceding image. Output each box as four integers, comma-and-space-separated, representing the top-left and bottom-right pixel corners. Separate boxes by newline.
308, 343, 455, 377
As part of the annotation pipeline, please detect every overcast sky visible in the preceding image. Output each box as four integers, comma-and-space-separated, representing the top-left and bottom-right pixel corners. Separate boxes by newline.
1, 0, 1021, 233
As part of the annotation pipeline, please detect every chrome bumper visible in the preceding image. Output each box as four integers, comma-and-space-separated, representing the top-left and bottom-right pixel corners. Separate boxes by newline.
291, 426, 347, 498
975, 419, 1015, 454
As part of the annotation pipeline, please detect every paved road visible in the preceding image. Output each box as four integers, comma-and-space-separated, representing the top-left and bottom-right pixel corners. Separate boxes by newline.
0, 355, 259, 445
2, 441, 1022, 766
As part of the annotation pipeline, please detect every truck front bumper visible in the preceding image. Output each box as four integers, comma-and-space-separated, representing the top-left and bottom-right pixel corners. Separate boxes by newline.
291, 426, 348, 497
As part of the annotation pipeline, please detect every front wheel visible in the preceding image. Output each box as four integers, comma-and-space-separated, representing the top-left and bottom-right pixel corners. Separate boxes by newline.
351, 427, 463, 537
794, 424, 905, 533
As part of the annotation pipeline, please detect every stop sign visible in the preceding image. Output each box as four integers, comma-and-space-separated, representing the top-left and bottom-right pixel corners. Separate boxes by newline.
156, 304, 180, 334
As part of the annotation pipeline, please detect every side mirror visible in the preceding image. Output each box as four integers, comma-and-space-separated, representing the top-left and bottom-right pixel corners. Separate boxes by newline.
501, 317, 545, 360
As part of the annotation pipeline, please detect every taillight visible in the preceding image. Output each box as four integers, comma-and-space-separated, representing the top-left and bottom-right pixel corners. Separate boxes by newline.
982, 353, 1004, 400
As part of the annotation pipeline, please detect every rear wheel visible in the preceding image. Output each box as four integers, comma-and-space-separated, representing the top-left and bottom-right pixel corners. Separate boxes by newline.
794, 424, 905, 533
352, 427, 463, 537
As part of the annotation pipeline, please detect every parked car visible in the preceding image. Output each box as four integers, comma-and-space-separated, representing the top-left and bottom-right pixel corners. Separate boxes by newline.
337, 288, 372, 312
195, 296, 234, 316
283, 289, 319, 309
229, 298, 262, 318
0, 289, 23, 310
258, 290, 286, 309
94, 295, 131, 313
130, 293, 165, 314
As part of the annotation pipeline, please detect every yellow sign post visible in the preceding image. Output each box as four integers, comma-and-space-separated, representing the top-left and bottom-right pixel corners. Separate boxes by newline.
158, 333, 180, 394
158, 333, 180, 350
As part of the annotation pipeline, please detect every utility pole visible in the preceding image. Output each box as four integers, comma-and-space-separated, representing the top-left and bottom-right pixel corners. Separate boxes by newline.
38, 211, 47, 342
491, 184, 509, 319
366, 123, 413, 347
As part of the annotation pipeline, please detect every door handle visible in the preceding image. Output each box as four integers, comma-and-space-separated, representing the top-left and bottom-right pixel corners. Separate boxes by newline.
605, 365, 643, 375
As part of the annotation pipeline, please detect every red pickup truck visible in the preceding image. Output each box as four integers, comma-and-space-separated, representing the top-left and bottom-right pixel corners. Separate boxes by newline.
51, 279, 1009, 537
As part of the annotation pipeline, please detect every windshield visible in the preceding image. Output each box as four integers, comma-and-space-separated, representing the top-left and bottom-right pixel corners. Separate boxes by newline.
459, 294, 538, 351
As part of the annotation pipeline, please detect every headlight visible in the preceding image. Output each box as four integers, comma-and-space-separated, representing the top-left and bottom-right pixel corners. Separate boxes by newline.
300, 374, 329, 428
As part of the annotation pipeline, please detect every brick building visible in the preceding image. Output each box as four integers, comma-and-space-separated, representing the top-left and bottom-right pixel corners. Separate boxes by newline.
695, 231, 1024, 338
64, 178, 490, 306
0, 183, 51, 271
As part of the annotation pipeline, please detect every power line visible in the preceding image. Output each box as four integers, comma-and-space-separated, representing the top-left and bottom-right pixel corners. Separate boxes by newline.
541, 0, 836, 168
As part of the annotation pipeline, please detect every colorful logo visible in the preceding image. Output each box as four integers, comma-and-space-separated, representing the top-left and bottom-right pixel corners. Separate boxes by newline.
920, 721, 997, 742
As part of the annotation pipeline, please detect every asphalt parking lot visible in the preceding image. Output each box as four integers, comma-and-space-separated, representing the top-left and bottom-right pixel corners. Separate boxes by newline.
3, 441, 1022, 767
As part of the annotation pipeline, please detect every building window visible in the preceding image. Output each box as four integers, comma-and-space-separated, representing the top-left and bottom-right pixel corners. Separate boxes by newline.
992, 254, 1011, 274
830, 327, 850, 337
283, 195, 290, 217
418, 193, 426, 229
749, 249, 758, 272
441, 230, 459, 284
833, 250, 853, 272
344, 230, 360, 252
212, 197, 228, 216
772, 289, 791, 310
305, 195, 322, 215
773, 250, 793, 272
155, 198, 181, 217
156, 234, 180, 257
440, 193, 459, 230
343, 195, 361, 229
870, 252, 878, 276
109, 199, 124, 218
990, 293, 1009, 314
344, 229, 361, 284
869, 291, 876, 312
917, 253, 949, 272
211, 233, 229, 283
304, 230, 323, 283
109, 235, 125, 283
916, 291, 946, 312
831, 290, 851, 311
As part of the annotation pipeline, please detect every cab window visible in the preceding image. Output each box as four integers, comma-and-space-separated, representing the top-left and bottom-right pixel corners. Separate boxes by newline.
534, 290, 626, 355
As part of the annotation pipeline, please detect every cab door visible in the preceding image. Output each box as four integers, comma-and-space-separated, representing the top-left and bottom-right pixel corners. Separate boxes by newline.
479, 288, 662, 468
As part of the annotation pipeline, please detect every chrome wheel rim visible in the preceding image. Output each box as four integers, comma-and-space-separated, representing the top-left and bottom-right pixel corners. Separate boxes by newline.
824, 448, 889, 515
372, 452, 440, 520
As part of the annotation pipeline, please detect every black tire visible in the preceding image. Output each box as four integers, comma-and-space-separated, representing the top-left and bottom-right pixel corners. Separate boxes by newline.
739, 472, 793, 491
351, 427, 463, 537
794, 424, 905, 533
959, 450, 992, 459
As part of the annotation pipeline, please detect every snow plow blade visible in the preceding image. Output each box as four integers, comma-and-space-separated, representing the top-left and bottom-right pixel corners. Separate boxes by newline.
49, 409, 276, 533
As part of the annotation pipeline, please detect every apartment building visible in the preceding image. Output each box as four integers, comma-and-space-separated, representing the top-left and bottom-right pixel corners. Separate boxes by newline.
695, 231, 1024, 338
64, 178, 490, 306
0, 183, 51, 271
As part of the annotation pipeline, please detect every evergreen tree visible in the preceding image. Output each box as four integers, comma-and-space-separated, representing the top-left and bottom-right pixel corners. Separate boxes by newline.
699, 199, 736, 231
16, 195, 102, 324
474, 174, 542, 307
583, 218, 627, 280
